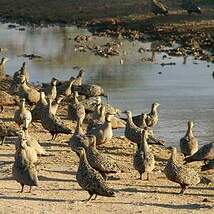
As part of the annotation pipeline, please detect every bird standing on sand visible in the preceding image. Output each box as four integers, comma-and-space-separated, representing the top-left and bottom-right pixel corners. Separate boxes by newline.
164, 147, 200, 194
86, 135, 119, 180
87, 112, 114, 145
40, 101, 72, 140
12, 137, 39, 193
14, 98, 32, 129
75, 147, 115, 201
134, 129, 155, 180
180, 121, 198, 157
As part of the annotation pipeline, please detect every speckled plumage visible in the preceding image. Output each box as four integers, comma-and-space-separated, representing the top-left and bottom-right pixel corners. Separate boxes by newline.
31, 92, 48, 121
164, 147, 200, 194
40, 107, 72, 140
180, 121, 198, 157
134, 129, 155, 180
184, 142, 214, 163
76, 147, 115, 201
72, 84, 106, 98
86, 135, 119, 180
69, 120, 89, 152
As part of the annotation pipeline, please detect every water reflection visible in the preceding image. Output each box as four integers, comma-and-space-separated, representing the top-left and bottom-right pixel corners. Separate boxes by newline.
0, 22, 214, 146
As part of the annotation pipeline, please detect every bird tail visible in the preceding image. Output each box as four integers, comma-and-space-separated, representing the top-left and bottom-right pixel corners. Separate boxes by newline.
201, 165, 208, 171
148, 136, 165, 146
62, 127, 72, 134
120, 117, 127, 122
183, 155, 194, 164
104, 189, 115, 197
199, 175, 213, 185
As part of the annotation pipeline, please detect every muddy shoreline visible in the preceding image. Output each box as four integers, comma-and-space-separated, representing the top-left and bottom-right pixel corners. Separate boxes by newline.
0, 4, 213, 64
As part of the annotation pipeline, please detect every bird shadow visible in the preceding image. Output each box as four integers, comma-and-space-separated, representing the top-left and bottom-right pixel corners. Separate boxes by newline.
0, 153, 14, 157
0, 195, 67, 202
98, 147, 133, 157
0, 176, 13, 181
93, 200, 212, 210
137, 202, 213, 210
0, 160, 13, 166
0, 117, 14, 122
38, 175, 75, 183
41, 141, 69, 148
117, 187, 214, 197
42, 169, 76, 176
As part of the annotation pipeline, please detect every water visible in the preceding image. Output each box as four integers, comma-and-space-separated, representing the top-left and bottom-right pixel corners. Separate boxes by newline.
0, 23, 214, 147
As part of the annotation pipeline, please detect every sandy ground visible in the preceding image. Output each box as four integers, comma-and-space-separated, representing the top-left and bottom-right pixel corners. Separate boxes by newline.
0, 105, 213, 214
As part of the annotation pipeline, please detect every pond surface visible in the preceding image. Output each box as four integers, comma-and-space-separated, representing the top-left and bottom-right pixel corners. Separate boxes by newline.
0, 23, 214, 147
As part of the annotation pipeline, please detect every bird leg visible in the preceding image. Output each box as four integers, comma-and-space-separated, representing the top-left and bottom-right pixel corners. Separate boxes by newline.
146, 172, 150, 181
17, 184, 24, 193
28, 186, 32, 193
53, 134, 58, 141
0, 137, 5, 145
92, 194, 97, 200
51, 134, 55, 141
50, 133, 56, 141
139, 173, 142, 180
179, 186, 187, 195
86, 194, 94, 202
100, 172, 107, 181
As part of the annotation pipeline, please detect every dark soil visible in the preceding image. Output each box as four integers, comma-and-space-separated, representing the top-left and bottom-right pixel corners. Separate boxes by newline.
0, 0, 213, 25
